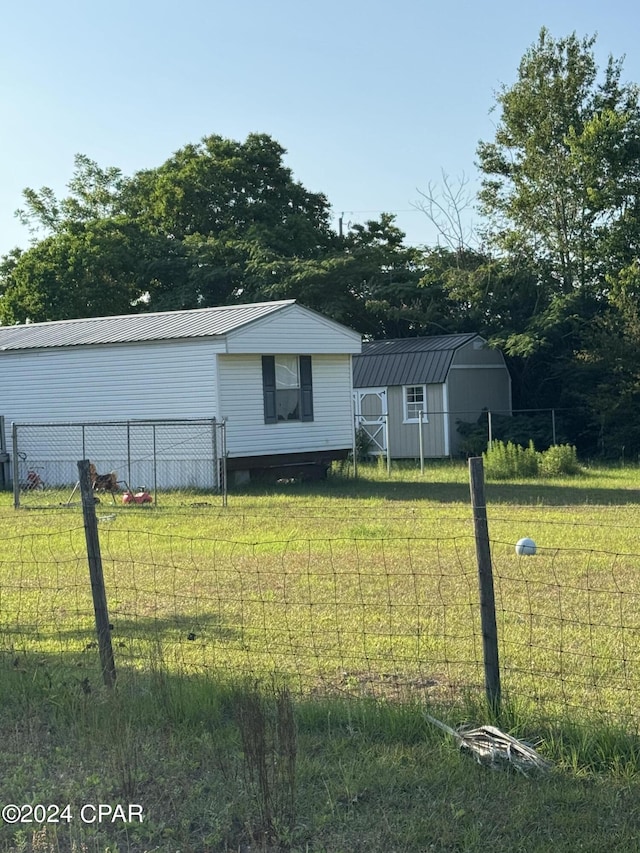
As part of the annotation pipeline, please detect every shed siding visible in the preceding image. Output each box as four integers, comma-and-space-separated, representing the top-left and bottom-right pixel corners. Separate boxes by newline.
386, 385, 447, 458
447, 367, 512, 418
0, 338, 222, 427
447, 367, 512, 455
218, 353, 354, 457
226, 306, 361, 355
353, 335, 511, 460
451, 339, 506, 367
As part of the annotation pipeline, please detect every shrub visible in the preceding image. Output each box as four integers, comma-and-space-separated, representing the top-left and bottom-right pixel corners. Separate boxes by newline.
483, 440, 539, 479
539, 443, 581, 476
456, 413, 490, 456
484, 440, 582, 479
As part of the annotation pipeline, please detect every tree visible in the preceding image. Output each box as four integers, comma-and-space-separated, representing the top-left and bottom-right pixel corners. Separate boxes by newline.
16, 154, 127, 238
413, 171, 478, 252
123, 133, 334, 255
2, 135, 432, 330
566, 261, 640, 456
0, 220, 150, 324
476, 29, 640, 452
477, 28, 640, 313
1, 135, 341, 321
337, 214, 433, 338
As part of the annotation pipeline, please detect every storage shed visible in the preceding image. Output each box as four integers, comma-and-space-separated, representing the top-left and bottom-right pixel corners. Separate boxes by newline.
0, 300, 362, 486
352, 334, 511, 458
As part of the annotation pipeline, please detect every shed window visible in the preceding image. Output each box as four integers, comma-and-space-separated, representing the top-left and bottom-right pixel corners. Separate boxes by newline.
262, 356, 314, 423
403, 385, 427, 422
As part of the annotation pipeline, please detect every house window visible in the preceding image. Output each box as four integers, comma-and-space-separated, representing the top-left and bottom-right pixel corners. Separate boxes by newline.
275, 355, 300, 420
403, 385, 427, 422
262, 355, 314, 423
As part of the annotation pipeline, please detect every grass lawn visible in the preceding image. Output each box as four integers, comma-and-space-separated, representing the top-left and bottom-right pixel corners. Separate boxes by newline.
1, 460, 640, 851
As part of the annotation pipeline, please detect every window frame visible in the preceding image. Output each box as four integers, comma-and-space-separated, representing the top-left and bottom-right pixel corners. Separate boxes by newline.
402, 384, 428, 423
262, 355, 314, 424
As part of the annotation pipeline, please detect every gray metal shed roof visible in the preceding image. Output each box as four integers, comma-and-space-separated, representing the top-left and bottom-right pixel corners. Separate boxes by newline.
353, 333, 480, 387
0, 300, 296, 351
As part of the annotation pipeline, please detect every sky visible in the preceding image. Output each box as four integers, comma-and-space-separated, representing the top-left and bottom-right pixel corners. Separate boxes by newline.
2, 0, 640, 258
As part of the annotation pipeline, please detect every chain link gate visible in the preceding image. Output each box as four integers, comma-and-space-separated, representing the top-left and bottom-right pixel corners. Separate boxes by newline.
10, 418, 227, 508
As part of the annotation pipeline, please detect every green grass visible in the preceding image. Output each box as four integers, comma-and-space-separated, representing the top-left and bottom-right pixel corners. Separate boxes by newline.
4, 462, 640, 721
2, 460, 640, 850
1, 673, 640, 852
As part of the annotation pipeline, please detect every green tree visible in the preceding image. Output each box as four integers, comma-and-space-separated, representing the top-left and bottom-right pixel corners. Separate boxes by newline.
476, 29, 640, 451
565, 261, 640, 456
16, 154, 127, 237
477, 28, 640, 315
412, 247, 557, 408
338, 214, 433, 338
0, 220, 150, 324
1, 135, 340, 320
123, 133, 333, 254
1, 134, 428, 329
204, 213, 429, 335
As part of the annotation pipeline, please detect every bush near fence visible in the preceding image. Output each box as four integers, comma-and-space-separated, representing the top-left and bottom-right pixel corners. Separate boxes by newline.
483, 440, 581, 479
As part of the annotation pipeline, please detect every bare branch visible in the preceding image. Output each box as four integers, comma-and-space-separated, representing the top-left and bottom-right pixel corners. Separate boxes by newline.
413, 171, 478, 251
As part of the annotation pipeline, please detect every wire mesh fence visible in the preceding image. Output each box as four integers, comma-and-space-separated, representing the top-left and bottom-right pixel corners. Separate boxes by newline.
10, 418, 227, 508
2, 478, 640, 728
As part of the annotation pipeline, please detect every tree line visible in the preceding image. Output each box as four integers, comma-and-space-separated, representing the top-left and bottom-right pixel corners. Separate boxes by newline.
2, 29, 640, 458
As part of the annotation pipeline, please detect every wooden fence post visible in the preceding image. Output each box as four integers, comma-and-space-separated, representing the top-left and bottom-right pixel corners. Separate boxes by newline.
78, 459, 116, 688
468, 456, 501, 715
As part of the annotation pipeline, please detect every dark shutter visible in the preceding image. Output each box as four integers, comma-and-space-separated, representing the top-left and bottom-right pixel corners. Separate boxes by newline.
262, 356, 277, 424
300, 355, 314, 422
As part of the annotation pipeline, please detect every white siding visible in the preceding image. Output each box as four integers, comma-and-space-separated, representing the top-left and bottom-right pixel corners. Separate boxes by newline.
0, 338, 222, 426
218, 353, 354, 457
225, 304, 361, 355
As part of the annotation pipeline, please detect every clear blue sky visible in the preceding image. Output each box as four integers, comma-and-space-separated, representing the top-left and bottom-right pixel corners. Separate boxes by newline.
1, 0, 639, 257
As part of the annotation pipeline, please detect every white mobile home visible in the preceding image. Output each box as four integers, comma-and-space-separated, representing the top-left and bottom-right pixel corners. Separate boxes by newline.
0, 300, 361, 486
353, 334, 512, 458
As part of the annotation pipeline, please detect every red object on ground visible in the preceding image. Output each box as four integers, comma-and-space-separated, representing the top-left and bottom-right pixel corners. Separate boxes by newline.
122, 490, 152, 504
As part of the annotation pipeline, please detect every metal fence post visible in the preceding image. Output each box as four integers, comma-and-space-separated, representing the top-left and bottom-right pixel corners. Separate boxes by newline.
468, 456, 501, 716
126, 421, 132, 487
352, 415, 358, 479
212, 418, 219, 491
0, 416, 6, 490
152, 423, 158, 505
385, 414, 391, 475
220, 419, 228, 507
418, 410, 425, 475
12, 423, 19, 509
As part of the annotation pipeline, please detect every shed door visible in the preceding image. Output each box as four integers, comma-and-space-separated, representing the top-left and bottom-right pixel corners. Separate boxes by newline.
353, 388, 387, 453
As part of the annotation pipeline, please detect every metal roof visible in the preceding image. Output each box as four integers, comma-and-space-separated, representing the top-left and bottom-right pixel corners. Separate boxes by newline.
353, 333, 480, 388
0, 300, 296, 351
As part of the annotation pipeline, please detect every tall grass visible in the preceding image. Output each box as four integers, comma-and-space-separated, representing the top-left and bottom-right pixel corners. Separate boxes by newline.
1, 664, 640, 853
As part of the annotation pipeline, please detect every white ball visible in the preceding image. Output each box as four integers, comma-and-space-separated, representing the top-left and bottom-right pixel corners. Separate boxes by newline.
515, 537, 537, 556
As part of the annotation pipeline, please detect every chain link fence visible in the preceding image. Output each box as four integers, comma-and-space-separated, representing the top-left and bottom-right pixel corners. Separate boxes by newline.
353, 407, 567, 469
10, 418, 227, 508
